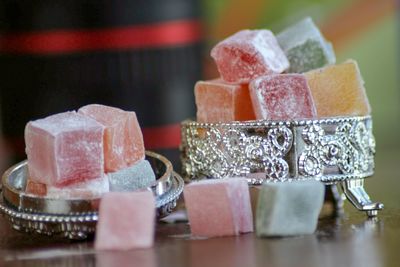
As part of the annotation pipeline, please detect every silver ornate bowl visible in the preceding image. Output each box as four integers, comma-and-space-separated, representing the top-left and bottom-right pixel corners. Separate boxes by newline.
181, 116, 383, 216
0, 151, 184, 239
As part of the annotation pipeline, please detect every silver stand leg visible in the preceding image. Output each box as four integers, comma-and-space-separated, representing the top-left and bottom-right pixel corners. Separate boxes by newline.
341, 179, 384, 217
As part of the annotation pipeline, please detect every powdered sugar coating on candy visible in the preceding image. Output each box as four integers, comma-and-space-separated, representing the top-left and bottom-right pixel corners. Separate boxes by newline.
79, 104, 145, 172
277, 17, 336, 73
25, 111, 104, 186
249, 74, 317, 120
195, 79, 256, 123
304, 59, 371, 117
26, 175, 110, 199
95, 191, 156, 250
256, 181, 325, 236
184, 178, 253, 238
108, 159, 156, 192
211, 30, 289, 84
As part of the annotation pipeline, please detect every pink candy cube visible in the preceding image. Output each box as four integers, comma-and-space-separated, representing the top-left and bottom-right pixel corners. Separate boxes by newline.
249, 74, 317, 120
195, 79, 256, 123
184, 178, 253, 238
95, 191, 156, 250
25, 112, 104, 186
211, 30, 289, 84
79, 104, 145, 173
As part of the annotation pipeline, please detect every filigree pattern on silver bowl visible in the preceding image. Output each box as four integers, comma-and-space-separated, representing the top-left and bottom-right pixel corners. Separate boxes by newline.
180, 116, 383, 216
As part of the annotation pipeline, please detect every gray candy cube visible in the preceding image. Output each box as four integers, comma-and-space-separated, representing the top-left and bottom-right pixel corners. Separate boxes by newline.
277, 17, 336, 73
108, 159, 156, 192
256, 180, 325, 237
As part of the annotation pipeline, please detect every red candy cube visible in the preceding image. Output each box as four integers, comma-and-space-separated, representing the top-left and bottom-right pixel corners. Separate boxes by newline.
195, 79, 256, 123
249, 74, 317, 120
211, 30, 289, 84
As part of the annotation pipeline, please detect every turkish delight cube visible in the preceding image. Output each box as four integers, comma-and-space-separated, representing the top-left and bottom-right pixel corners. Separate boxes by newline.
304, 59, 371, 117
256, 180, 325, 237
249, 74, 317, 120
184, 178, 253, 238
25, 111, 104, 186
211, 30, 289, 84
95, 191, 156, 250
108, 159, 156, 192
79, 104, 145, 173
277, 17, 336, 73
195, 79, 256, 123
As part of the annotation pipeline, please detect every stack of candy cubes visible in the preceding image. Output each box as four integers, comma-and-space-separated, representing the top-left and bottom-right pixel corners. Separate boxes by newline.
25, 104, 156, 198
195, 17, 370, 122
186, 17, 371, 238
24, 104, 158, 250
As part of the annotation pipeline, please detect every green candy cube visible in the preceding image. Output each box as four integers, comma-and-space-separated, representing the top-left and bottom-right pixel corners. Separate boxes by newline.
277, 17, 336, 73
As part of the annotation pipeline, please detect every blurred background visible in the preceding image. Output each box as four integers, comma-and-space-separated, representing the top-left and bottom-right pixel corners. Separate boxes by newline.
0, 0, 398, 174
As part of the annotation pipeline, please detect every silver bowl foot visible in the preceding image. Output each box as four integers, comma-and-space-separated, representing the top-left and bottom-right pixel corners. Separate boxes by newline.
341, 179, 384, 217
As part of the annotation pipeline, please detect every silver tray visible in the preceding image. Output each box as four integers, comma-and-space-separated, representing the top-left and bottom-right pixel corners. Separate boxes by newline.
0, 151, 184, 239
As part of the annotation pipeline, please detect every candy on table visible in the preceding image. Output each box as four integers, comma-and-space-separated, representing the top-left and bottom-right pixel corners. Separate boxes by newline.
277, 17, 336, 73
108, 159, 156, 192
25, 175, 110, 199
25, 111, 104, 186
79, 104, 145, 173
195, 79, 256, 123
249, 74, 317, 120
304, 59, 371, 117
183, 178, 253, 238
256, 180, 325, 237
211, 30, 289, 84
95, 191, 156, 250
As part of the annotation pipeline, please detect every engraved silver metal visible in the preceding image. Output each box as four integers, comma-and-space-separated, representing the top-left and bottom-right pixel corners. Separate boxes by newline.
181, 116, 383, 216
0, 151, 184, 239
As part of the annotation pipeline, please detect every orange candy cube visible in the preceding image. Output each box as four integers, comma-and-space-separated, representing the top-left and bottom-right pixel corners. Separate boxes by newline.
195, 79, 256, 123
305, 60, 371, 117
79, 104, 145, 172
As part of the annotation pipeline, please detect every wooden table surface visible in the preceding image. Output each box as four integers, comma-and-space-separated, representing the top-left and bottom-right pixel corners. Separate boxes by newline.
0, 148, 399, 267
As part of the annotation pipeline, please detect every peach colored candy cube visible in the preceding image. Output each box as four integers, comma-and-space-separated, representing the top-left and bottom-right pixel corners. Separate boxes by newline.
195, 79, 256, 123
304, 59, 371, 117
184, 178, 253, 238
79, 104, 145, 172
211, 30, 289, 84
95, 191, 156, 250
25, 111, 104, 186
249, 74, 317, 120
